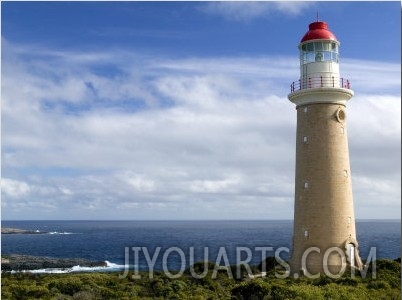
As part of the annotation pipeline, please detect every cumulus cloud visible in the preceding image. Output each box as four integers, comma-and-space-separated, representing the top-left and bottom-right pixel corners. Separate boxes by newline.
1, 39, 400, 220
348, 94, 401, 179
2, 178, 31, 198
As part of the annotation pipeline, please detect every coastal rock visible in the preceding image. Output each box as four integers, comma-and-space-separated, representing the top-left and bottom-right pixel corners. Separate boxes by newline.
1, 228, 47, 234
1, 254, 107, 271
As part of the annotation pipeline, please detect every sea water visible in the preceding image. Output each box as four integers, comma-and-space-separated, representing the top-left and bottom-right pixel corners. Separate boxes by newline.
1, 220, 400, 273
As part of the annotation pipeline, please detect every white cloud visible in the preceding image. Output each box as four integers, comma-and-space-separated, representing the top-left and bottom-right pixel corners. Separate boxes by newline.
343, 58, 400, 94
1, 40, 400, 220
349, 94, 400, 142
59, 187, 74, 196
121, 172, 156, 192
353, 176, 400, 204
189, 175, 242, 193
348, 94, 401, 181
1, 178, 31, 198
199, 2, 313, 21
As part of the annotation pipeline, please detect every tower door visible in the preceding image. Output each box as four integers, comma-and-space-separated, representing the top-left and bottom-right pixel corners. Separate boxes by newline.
347, 243, 355, 267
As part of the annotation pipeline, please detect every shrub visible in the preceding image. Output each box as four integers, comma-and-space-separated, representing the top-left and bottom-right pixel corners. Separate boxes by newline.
231, 279, 272, 299
312, 276, 334, 286
269, 282, 297, 299
6, 283, 49, 300
170, 279, 187, 293
322, 284, 371, 299
186, 261, 217, 275
230, 264, 254, 280
289, 285, 323, 300
48, 276, 83, 296
257, 257, 279, 273
359, 258, 401, 279
73, 290, 97, 300
335, 277, 358, 287
1, 261, 400, 300
376, 259, 401, 274
367, 280, 391, 290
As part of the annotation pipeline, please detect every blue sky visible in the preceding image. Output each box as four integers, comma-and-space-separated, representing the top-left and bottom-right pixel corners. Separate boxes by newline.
1, 1, 401, 220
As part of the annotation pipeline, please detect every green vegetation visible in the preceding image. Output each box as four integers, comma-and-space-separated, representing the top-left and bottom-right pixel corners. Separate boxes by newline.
1, 258, 400, 299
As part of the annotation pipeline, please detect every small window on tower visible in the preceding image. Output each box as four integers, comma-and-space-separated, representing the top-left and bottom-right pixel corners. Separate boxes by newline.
304, 182, 309, 189
303, 136, 308, 143
344, 170, 348, 177
304, 230, 309, 238
336, 108, 346, 123
303, 107, 308, 113
340, 127, 344, 134
348, 217, 352, 224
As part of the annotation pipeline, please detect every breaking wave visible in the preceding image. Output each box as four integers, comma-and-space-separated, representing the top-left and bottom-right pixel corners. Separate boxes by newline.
9, 261, 131, 274
47, 231, 81, 235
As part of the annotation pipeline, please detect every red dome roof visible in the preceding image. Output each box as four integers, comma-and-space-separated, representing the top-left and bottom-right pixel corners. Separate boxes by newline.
300, 21, 337, 43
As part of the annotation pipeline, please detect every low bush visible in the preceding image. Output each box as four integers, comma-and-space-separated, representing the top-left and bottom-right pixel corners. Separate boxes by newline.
0, 259, 400, 300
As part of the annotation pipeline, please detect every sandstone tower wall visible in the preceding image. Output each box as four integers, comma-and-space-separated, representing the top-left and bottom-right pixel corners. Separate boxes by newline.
290, 102, 359, 275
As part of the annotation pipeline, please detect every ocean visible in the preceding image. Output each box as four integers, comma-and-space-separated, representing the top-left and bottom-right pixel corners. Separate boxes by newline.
1, 220, 400, 273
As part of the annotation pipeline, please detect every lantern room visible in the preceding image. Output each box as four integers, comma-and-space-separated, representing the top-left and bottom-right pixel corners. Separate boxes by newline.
289, 20, 352, 93
299, 40, 339, 64
288, 20, 353, 106
299, 22, 339, 65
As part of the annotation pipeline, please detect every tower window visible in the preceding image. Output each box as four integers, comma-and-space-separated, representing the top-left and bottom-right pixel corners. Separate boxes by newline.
338, 110, 346, 120
303, 136, 308, 143
348, 217, 352, 224
344, 170, 348, 177
303, 107, 308, 113
304, 182, 309, 189
336, 108, 346, 123
304, 230, 309, 238
340, 127, 344, 134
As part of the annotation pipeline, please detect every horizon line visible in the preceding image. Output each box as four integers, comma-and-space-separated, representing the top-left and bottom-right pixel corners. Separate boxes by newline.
2, 218, 401, 222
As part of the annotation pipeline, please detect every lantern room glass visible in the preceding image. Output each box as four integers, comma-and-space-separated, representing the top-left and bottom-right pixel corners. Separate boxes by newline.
300, 41, 339, 64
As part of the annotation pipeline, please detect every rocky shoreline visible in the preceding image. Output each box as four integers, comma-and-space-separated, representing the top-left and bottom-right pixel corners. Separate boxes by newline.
1, 254, 107, 271
1, 227, 48, 234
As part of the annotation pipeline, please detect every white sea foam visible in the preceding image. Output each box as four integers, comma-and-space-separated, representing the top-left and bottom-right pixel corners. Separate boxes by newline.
105, 261, 127, 269
47, 231, 80, 235
9, 261, 132, 274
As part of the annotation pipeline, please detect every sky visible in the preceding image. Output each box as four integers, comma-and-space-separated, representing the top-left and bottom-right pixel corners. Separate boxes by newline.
1, 1, 400, 220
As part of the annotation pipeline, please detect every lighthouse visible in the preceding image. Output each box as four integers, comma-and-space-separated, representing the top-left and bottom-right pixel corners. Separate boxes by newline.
288, 20, 362, 276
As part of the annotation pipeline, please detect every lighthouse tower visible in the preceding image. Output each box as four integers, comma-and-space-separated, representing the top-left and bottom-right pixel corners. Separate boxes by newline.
288, 20, 362, 276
